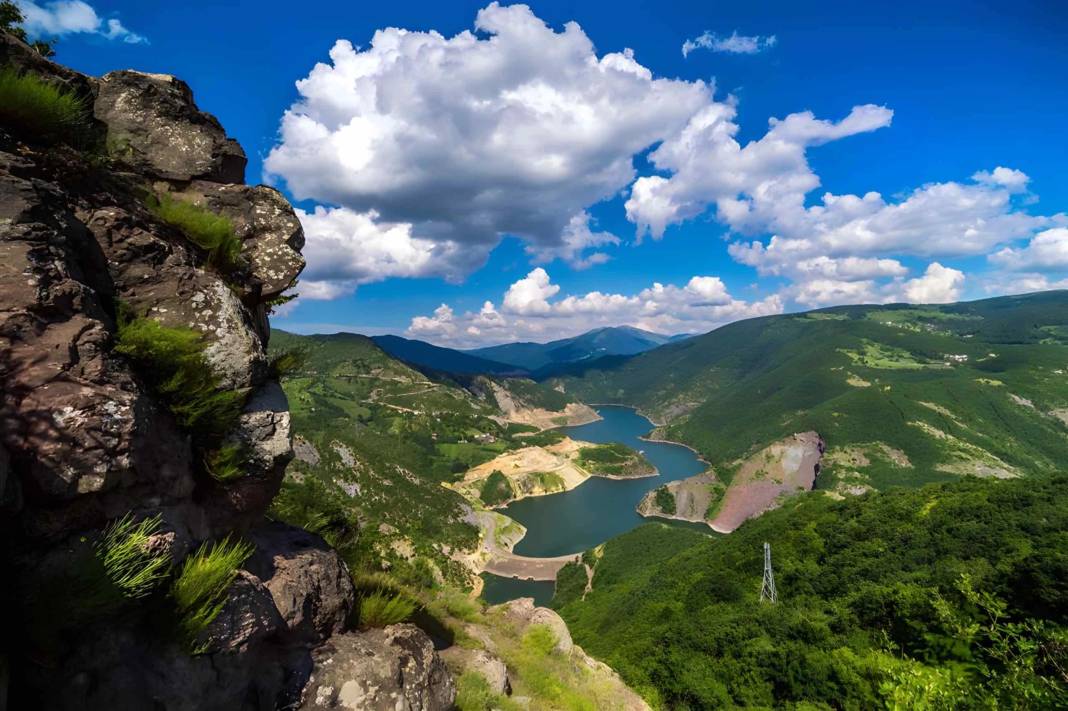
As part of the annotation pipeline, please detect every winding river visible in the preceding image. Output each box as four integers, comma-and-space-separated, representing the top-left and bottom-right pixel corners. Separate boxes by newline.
481, 405, 709, 606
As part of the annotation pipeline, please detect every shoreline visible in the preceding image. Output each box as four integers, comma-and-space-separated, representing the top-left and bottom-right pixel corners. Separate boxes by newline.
581, 402, 710, 465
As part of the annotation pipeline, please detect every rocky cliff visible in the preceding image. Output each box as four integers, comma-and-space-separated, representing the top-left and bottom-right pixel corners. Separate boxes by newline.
0, 32, 453, 710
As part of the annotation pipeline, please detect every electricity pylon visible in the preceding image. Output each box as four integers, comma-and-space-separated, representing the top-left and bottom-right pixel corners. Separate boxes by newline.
759, 542, 777, 603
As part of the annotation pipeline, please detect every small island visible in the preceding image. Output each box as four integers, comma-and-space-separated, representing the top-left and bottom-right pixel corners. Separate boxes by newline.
453, 438, 656, 508
575, 442, 657, 479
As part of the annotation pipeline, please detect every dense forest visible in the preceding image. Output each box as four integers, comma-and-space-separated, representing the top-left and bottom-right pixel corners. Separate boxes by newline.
554, 475, 1068, 708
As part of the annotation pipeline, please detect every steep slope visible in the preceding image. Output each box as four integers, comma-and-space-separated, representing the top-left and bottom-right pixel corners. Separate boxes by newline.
472, 325, 677, 371
554, 475, 1068, 708
551, 292, 1068, 493
373, 333, 525, 375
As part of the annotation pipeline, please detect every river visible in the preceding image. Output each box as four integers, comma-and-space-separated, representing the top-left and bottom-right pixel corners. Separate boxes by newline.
481, 405, 709, 606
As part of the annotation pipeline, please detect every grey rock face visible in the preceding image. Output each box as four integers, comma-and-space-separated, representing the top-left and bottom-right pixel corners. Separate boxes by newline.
247, 522, 356, 644
440, 646, 511, 695
181, 181, 306, 299
492, 597, 574, 655
299, 625, 456, 711
94, 70, 247, 184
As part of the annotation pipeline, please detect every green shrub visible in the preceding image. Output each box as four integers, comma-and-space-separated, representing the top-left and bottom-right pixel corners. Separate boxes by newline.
115, 312, 245, 440
0, 68, 87, 144
171, 536, 254, 651
479, 470, 513, 506
455, 670, 521, 711
204, 444, 246, 482
654, 486, 676, 515
268, 348, 306, 380
357, 590, 417, 629
148, 193, 243, 274
21, 511, 172, 651
97, 513, 171, 600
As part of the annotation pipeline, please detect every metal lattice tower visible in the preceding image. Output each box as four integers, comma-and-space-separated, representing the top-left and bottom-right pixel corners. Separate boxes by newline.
759, 542, 777, 604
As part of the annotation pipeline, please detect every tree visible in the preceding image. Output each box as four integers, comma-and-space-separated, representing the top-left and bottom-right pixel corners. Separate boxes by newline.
1, 1, 57, 57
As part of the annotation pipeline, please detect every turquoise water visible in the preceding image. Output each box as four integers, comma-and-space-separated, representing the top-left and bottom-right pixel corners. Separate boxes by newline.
481, 406, 708, 605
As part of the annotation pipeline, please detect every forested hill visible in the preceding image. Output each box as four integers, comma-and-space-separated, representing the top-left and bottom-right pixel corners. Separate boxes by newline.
549, 291, 1068, 494
267, 330, 586, 582
553, 474, 1068, 708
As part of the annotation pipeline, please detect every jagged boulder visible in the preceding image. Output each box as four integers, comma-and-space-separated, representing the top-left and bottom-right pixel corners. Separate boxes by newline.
298, 625, 456, 711
246, 522, 356, 644
440, 647, 511, 696
492, 597, 574, 655
180, 181, 306, 299
94, 70, 247, 184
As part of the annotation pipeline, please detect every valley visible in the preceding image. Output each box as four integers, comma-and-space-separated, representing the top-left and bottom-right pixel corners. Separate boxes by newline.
269, 293, 1068, 708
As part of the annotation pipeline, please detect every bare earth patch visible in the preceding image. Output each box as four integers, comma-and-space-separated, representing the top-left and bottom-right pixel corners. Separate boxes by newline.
636, 432, 824, 533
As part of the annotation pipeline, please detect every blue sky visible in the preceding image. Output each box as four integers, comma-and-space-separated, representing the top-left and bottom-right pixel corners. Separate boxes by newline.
27, 0, 1068, 346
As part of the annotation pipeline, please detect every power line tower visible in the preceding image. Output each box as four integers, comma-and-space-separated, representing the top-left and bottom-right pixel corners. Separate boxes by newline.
759, 542, 777, 604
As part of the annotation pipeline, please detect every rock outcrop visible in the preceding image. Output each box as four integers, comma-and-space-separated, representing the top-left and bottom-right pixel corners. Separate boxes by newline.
298, 625, 456, 710
0, 29, 427, 711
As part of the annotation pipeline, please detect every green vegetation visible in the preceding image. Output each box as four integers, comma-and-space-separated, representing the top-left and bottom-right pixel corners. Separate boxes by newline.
576, 442, 654, 477
268, 330, 582, 584
20, 512, 173, 652
203, 444, 246, 482
1, 1, 56, 56
115, 312, 246, 481
554, 475, 1068, 708
268, 347, 306, 380
528, 470, 566, 491
551, 292, 1068, 492
96, 514, 171, 600
456, 670, 520, 711
147, 193, 243, 274
0, 68, 88, 144
115, 314, 243, 437
171, 536, 254, 651
653, 486, 676, 515
356, 590, 418, 629
480, 470, 514, 506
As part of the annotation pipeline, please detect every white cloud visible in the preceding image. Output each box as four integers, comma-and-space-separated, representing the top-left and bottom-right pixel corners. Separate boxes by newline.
525, 212, 620, 269
265, 2, 711, 286
502, 267, 560, 315
17, 1, 146, 43
900, 262, 965, 304
294, 206, 481, 301
407, 268, 783, 348
682, 30, 777, 57
989, 227, 1068, 273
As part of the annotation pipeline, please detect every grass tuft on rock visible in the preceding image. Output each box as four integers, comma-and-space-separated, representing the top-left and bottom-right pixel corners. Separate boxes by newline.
115, 311, 244, 440
0, 68, 88, 144
148, 193, 243, 274
268, 348, 306, 380
356, 590, 418, 629
171, 536, 254, 651
204, 444, 246, 482
96, 513, 171, 600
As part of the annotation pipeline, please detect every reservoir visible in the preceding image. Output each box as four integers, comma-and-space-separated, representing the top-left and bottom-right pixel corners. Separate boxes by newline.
481, 405, 708, 605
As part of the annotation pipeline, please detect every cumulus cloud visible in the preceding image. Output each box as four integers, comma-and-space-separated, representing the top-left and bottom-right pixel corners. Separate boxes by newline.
989, 228, 1068, 273
293, 206, 481, 301
682, 31, 777, 57
407, 268, 783, 348
265, 2, 710, 293
786, 261, 965, 308
900, 262, 965, 303
17, 0, 147, 43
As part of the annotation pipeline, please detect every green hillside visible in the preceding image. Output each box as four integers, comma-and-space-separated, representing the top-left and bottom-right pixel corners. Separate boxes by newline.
550, 291, 1068, 493
553, 475, 1068, 709
268, 330, 571, 585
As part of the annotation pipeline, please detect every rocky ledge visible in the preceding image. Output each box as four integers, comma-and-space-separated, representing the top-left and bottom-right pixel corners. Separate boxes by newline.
0, 30, 453, 710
